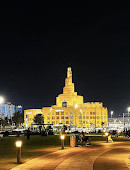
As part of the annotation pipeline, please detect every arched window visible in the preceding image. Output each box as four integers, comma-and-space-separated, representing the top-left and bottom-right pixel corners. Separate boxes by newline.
62, 100, 67, 107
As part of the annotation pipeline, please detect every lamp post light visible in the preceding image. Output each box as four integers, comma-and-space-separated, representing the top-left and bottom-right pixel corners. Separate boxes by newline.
15, 140, 22, 164
110, 111, 113, 118
127, 107, 130, 117
60, 135, 65, 149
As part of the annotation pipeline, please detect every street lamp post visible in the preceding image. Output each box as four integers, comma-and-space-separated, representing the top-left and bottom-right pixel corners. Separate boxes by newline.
15, 140, 22, 164
60, 135, 65, 149
110, 111, 113, 118
105, 132, 109, 143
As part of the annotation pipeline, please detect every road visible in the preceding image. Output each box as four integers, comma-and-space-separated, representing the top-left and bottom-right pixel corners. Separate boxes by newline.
12, 142, 130, 170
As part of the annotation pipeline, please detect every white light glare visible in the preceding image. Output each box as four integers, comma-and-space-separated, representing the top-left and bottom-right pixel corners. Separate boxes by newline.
0, 96, 4, 104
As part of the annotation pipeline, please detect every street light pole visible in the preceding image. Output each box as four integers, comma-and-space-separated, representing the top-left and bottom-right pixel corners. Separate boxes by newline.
110, 111, 113, 118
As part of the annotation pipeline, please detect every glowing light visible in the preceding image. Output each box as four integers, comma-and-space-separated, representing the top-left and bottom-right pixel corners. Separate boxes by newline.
127, 107, 130, 112
0, 96, 4, 104
111, 111, 113, 115
105, 132, 108, 136
60, 135, 65, 140
75, 104, 78, 109
80, 109, 82, 113
15, 141, 22, 148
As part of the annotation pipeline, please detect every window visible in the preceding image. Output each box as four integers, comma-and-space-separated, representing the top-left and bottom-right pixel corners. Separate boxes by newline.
90, 112, 92, 115
70, 121, 73, 124
70, 116, 73, 119
62, 100, 67, 107
86, 116, 89, 119
52, 116, 55, 119
66, 121, 69, 124
47, 117, 50, 120
83, 121, 85, 124
90, 116, 92, 119
83, 116, 85, 119
79, 121, 82, 124
56, 116, 59, 119
79, 116, 82, 119
61, 116, 64, 119
61, 111, 64, 115
93, 112, 95, 115
65, 117, 68, 119
93, 116, 95, 119
52, 121, 55, 124
47, 121, 50, 124
56, 112, 59, 115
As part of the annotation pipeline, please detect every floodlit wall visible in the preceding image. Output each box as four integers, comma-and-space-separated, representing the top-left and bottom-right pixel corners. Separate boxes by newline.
24, 109, 42, 128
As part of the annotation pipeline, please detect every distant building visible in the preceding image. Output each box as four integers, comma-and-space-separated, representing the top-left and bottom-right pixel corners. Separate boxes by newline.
0, 102, 23, 119
16, 105, 22, 113
24, 67, 108, 128
108, 117, 130, 130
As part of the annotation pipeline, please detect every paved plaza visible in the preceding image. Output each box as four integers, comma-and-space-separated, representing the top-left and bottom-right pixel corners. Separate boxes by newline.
12, 142, 130, 170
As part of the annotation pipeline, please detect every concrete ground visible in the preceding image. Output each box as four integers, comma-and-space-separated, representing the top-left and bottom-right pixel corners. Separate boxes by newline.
12, 142, 130, 170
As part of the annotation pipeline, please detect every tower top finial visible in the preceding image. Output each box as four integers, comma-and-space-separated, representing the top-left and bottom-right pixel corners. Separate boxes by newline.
67, 67, 72, 78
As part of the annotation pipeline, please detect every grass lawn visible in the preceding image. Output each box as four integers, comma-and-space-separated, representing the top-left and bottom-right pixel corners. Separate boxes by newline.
0, 134, 130, 170
0, 135, 70, 170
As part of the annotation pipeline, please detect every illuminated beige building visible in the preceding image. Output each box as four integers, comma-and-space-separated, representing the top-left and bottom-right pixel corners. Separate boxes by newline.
24, 67, 108, 128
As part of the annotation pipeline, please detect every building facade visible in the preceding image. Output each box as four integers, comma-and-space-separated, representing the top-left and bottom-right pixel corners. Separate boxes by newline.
24, 109, 42, 128
24, 67, 108, 128
108, 117, 130, 130
16, 105, 23, 114
0, 103, 23, 119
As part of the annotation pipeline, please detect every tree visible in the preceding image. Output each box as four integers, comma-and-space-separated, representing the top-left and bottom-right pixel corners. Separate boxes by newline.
12, 111, 23, 127
33, 114, 44, 134
0, 117, 9, 127
2, 117, 9, 127
33, 114, 44, 125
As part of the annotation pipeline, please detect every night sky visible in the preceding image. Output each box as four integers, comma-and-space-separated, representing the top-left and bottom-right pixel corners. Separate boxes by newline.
0, 1, 130, 117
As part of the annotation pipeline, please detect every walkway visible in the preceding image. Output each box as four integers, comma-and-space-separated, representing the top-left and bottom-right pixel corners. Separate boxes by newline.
12, 142, 130, 170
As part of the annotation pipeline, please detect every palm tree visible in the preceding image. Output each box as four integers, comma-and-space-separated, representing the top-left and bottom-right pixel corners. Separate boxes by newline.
33, 114, 44, 133
12, 111, 23, 127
